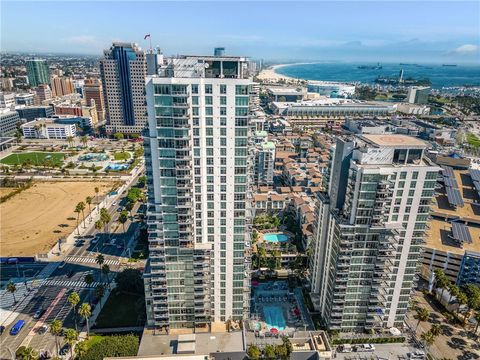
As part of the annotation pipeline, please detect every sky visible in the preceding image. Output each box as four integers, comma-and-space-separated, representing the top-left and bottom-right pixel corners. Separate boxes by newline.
1, 1, 479, 63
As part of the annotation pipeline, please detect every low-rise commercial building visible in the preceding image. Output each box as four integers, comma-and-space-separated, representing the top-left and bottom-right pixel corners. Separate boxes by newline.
0, 109, 21, 136
15, 93, 35, 106
0, 92, 15, 109
21, 118, 77, 139
307, 81, 355, 98
16, 105, 54, 121
421, 167, 480, 287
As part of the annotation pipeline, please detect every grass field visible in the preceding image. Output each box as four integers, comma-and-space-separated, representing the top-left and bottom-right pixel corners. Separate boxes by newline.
467, 133, 480, 148
113, 151, 131, 161
0, 152, 65, 166
95, 291, 144, 328
0, 181, 114, 256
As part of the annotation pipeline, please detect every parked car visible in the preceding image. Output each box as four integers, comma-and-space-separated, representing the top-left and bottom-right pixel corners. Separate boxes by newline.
408, 351, 426, 359
39, 349, 52, 359
37, 324, 48, 334
338, 344, 352, 353
59, 344, 70, 356
33, 309, 45, 319
10, 320, 25, 335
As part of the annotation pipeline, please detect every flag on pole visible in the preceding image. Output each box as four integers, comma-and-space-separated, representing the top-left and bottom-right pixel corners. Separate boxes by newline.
144, 34, 151, 40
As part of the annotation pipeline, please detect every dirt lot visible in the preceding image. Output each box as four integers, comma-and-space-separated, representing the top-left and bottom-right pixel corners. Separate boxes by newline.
0, 188, 15, 197
0, 181, 115, 256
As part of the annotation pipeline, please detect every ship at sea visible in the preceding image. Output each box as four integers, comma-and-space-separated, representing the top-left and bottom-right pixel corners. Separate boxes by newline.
442, 64, 458, 67
357, 62, 382, 70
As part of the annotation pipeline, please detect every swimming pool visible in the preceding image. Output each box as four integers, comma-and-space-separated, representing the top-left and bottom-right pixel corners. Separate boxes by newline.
106, 163, 129, 171
263, 305, 286, 330
263, 233, 289, 243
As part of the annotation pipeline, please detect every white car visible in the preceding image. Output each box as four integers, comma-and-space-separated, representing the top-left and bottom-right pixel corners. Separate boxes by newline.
362, 344, 375, 352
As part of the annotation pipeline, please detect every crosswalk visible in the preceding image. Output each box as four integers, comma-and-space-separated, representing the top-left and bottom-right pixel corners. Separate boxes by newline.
65, 255, 120, 266
44, 279, 103, 289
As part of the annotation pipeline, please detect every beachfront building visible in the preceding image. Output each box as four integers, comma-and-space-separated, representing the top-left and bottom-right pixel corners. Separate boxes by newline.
266, 86, 307, 102
307, 81, 355, 98
310, 134, 440, 331
143, 54, 255, 332
100, 42, 148, 134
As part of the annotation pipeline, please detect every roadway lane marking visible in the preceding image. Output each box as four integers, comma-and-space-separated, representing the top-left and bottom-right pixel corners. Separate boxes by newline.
23, 288, 67, 347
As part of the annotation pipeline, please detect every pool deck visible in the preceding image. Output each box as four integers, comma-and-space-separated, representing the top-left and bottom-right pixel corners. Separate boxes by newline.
249, 281, 314, 337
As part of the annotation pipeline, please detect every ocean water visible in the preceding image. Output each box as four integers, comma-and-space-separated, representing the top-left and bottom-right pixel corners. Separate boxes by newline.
275, 62, 480, 89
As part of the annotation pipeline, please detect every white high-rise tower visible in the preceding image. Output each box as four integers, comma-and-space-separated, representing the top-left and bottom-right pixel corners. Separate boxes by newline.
310, 134, 439, 331
143, 54, 255, 332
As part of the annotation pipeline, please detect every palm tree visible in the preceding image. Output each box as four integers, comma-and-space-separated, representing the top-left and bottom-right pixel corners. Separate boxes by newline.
63, 328, 78, 359
85, 196, 93, 220
74, 204, 82, 235
80, 135, 88, 148
434, 269, 449, 300
430, 323, 442, 337
78, 303, 92, 338
95, 219, 103, 233
420, 330, 436, 350
448, 283, 460, 303
96, 254, 105, 270
7, 282, 17, 304
94, 186, 99, 203
75, 341, 88, 359
415, 307, 429, 331
84, 274, 94, 300
119, 210, 128, 233
20, 346, 38, 360
474, 312, 480, 335
100, 208, 111, 235
50, 320, 63, 357
457, 292, 468, 321
67, 291, 80, 331
66, 136, 74, 148
102, 264, 111, 285
77, 201, 86, 228
95, 284, 106, 306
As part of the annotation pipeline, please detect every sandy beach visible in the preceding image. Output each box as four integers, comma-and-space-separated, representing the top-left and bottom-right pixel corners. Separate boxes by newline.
256, 64, 297, 82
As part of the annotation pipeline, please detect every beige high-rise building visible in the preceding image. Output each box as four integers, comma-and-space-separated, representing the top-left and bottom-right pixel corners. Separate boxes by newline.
51, 76, 75, 97
100, 42, 147, 134
83, 78, 105, 122
35, 84, 52, 104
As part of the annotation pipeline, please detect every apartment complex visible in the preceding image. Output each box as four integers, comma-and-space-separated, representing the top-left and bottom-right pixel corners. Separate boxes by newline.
310, 134, 440, 331
26, 59, 50, 87
100, 42, 148, 134
144, 54, 255, 332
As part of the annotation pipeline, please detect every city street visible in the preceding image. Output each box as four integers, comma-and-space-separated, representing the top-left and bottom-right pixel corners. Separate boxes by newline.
0, 170, 144, 358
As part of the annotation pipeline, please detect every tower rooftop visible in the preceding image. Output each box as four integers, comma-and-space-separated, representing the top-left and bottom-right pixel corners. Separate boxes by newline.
360, 134, 427, 148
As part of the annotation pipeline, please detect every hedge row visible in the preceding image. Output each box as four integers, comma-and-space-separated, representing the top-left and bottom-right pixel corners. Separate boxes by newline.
78, 334, 139, 360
